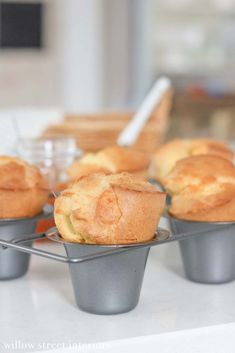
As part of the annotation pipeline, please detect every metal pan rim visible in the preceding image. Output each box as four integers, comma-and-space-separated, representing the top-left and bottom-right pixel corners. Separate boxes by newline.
46, 227, 170, 248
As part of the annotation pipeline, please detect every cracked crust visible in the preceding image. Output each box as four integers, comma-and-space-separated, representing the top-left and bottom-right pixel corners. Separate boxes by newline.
164, 155, 235, 222
0, 156, 49, 218
152, 138, 234, 184
54, 172, 166, 244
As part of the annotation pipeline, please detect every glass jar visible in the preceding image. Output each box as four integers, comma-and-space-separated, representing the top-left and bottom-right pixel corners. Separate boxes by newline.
16, 135, 81, 189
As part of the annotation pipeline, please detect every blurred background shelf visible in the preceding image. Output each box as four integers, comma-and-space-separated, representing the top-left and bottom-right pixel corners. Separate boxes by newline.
0, 0, 234, 153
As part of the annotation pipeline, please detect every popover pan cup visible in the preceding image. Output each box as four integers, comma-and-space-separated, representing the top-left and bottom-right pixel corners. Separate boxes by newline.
0, 205, 53, 280
169, 216, 235, 284
49, 229, 169, 315
66, 243, 149, 315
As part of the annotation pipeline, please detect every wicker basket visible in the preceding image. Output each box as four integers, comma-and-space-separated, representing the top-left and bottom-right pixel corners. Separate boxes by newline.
43, 89, 173, 153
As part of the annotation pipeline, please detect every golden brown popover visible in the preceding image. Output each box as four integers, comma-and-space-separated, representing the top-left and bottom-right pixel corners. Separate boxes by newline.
0, 156, 49, 218
152, 138, 234, 184
164, 155, 235, 222
54, 172, 166, 244
67, 146, 151, 181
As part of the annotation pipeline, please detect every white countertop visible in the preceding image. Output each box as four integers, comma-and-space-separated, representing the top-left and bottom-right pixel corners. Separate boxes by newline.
0, 219, 235, 352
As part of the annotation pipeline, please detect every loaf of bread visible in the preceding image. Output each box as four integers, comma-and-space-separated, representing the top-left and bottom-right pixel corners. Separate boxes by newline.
164, 155, 235, 222
0, 156, 49, 218
54, 172, 166, 244
152, 138, 234, 184
67, 146, 151, 181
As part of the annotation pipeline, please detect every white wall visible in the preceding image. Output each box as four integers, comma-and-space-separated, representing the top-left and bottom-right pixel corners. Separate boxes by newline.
101, 0, 152, 109
0, 0, 109, 111
0, 0, 63, 107
61, 0, 106, 112
0, 0, 149, 111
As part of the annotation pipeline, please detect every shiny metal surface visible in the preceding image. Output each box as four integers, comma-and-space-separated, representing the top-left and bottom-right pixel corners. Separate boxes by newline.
0, 228, 170, 264
58, 228, 170, 314
65, 241, 150, 315
0, 205, 53, 280
0, 226, 170, 314
170, 217, 235, 284
0, 221, 34, 280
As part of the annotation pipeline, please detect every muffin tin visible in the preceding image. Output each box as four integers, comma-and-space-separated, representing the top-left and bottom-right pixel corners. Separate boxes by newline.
0, 212, 235, 314
169, 216, 235, 284
0, 226, 170, 315
0, 204, 53, 280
